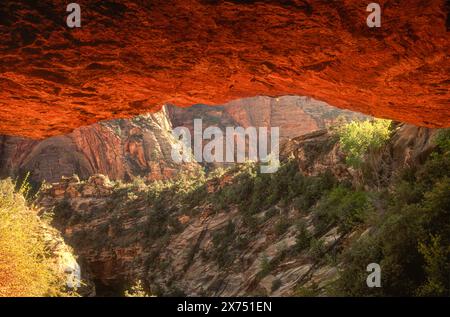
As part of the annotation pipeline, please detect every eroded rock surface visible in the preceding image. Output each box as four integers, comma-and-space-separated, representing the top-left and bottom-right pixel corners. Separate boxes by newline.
0, 0, 448, 138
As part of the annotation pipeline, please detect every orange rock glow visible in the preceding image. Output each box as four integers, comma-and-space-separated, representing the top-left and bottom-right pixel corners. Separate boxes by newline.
0, 0, 449, 139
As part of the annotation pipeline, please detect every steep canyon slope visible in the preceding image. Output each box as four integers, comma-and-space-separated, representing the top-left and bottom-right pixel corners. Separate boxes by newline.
36, 123, 444, 296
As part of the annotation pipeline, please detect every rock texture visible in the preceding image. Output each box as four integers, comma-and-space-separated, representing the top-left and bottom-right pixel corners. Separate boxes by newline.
0, 96, 365, 184
37, 123, 438, 296
0, 0, 449, 139
39, 219, 95, 296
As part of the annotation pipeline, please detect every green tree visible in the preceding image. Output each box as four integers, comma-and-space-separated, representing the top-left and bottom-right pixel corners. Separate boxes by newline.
338, 119, 391, 167
416, 235, 450, 296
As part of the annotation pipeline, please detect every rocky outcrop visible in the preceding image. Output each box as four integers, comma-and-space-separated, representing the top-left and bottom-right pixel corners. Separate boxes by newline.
283, 122, 440, 186
36, 124, 439, 296
0, 96, 365, 184
365, 123, 439, 186
0, 0, 449, 139
39, 219, 95, 296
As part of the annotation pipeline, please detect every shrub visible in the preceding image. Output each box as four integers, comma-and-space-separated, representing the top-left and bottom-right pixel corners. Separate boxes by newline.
124, 280, 152, 297
338, 119, 392, 167
271, 278, 282, 292
242, 214, 259, 231
313, 186, 369, 234
309, 238, 326, 261
293, 171, 336, 212
416, 235, 450, 296
434, 128, 450, 153
294, 221, 313, 252
260, 254, 273, 277
274, 217, 290, 236
0, 178, 66, 296
209, 161, 336, 218
212, 221, 236, 267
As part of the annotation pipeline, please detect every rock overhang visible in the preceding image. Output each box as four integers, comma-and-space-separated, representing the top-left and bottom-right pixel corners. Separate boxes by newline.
0, 0, 449, 139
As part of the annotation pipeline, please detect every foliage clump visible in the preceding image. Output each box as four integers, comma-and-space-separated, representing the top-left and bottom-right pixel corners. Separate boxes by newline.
337, 118, 392, 167
124, 280, 152, 297
0, 178, 66, 296
313, 186, 370, 235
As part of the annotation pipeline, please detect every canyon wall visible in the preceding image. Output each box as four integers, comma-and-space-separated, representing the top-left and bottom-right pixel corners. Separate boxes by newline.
0, 96, 366, 184
168, 95, 367, 141
0, 107, 196, 184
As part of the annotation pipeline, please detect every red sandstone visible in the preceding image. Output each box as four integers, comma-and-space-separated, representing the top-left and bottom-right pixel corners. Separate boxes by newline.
0, 0, 448, 139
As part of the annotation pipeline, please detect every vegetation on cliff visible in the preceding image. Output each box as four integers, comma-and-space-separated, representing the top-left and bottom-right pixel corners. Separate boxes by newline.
337, 118, 392, 167
0, 178, 68, 296
333, 129, 450, 296
139, 124, 450, 296
35, 123, 450, 297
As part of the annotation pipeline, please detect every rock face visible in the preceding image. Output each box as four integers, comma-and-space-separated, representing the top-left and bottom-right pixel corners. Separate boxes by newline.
37, 124, 438, 296
0, 96, 365, 184
168, 96, 367, 141
39, 219, 95, 296
0, 0, 449, 139
0, 107, 197, 184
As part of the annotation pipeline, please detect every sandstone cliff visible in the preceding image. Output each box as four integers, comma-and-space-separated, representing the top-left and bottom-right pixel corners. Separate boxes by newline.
168, 96, 367, 141
0, 107, 198, 184
0, 96, 366, 184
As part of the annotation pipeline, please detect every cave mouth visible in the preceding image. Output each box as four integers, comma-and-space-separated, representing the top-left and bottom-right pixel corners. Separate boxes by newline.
1, 0, 450, 300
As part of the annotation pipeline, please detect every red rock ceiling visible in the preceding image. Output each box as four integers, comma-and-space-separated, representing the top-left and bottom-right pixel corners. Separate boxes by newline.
0, 0, 449, 139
